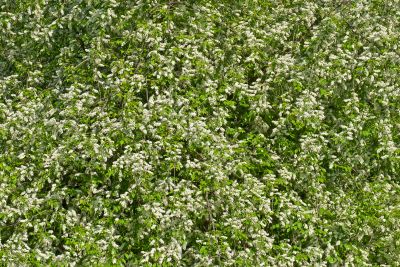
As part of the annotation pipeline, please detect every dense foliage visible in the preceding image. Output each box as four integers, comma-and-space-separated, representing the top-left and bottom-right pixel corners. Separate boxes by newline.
1, 0, 400, 265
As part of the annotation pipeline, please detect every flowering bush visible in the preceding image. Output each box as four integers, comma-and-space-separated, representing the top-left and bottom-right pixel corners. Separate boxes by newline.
1, 0, 399, 266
